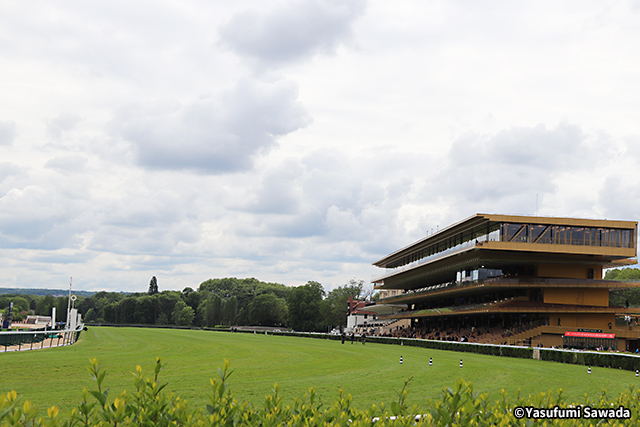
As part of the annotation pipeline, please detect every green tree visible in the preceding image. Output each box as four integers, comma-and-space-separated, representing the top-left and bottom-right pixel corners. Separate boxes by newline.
323, 279, 363, 328
249, 294, 287, 326
117, 297, 137, 324
182, 287, 202, 324
198, 277, 291, 326
156, 291, 181, 324
196, 298, 213, 327
171, 300, 194, 326
102, 302, 117, 323
287, 281, 326, 331
36, 295, 55, 316
605, 268, 640, 280
0, 296, 30, 313
177, 306, 194, 326
148, 276, 159, 295
223, 296, 238, 325
606, 268, 640, 307
134, 296, 155, 324
83, 291, 125, 322
156, 312, 169, 325
211, 294, 222, 325
84, 308, 96, 323
55, 297, 68, 324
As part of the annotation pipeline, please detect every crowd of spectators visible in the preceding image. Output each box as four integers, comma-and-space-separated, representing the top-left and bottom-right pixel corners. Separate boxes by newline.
371, 319, 549, 345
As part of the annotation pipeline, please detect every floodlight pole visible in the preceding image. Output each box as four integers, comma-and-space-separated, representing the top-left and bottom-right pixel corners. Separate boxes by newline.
66, 277, 72, 329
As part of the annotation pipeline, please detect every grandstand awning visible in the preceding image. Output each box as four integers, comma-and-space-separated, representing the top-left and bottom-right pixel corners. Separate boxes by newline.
364, 304, 407, 316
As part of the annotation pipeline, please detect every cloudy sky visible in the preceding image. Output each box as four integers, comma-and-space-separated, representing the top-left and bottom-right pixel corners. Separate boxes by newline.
1, 0, 639, 293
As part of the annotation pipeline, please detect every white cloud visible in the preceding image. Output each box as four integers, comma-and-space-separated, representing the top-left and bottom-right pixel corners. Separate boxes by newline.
0, 163, 24, 184
0, 1, 638, 292
219, 0, 366, 67
47, 114, 82, 140
112, 79, 310, 173
0, 121, 17, 146
429, 123, 599, 216
45, 155, 88, 173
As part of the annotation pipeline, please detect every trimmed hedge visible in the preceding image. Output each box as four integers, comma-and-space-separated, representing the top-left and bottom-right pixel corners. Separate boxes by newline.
540, 348, 640, 371
274, 331, 533, 359
272, 330, 640, 372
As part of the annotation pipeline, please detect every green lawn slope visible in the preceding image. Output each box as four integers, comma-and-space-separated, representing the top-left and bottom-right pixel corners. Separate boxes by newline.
0, 327, 638, 412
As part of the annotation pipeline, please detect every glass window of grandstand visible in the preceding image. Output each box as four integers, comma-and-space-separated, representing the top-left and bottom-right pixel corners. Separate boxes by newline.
531, 224, 551, 243
501, 223, 528, 242
456, 268, 502, 283
500, 223, 633, 249
571, 227, 584, 245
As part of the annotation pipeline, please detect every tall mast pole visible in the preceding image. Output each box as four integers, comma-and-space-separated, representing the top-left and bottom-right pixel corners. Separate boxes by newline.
66, 277, 72, 328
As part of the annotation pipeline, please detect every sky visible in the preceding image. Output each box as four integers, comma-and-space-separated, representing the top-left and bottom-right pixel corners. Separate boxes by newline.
1, 0, 639, 293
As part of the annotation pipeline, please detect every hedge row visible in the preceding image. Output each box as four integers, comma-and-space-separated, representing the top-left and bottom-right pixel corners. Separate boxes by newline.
539, 348, 640, 371
270, 330, 640, 372
271, 331, 533, 358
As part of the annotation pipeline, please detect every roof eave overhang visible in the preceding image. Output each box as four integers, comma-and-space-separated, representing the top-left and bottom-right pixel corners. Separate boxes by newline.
372, 213, 638, 269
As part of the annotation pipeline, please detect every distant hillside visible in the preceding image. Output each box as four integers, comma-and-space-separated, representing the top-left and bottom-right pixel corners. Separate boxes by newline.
0, 288, 97, 297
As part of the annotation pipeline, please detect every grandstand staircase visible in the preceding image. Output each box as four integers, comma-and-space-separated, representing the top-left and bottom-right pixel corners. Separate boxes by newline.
504, 325, 547, 346
492, 325, 566, 346
378, 318, 411, 335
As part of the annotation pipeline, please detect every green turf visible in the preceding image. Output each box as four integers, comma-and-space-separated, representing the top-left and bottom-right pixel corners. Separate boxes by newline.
0, 327, 638, 413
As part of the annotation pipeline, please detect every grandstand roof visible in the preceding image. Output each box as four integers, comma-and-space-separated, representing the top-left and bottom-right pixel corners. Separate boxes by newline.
374, 213, 637, 269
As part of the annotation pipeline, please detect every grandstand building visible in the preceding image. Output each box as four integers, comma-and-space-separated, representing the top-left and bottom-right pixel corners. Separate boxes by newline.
371, 213, 640, 350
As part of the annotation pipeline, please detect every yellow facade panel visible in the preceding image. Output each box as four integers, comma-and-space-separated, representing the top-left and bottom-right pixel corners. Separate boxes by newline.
537, 264, 598, 279
550, 313, 615, 329
482, 240, 636, 257
484, 214, 637, 230
544, 287, 609, 307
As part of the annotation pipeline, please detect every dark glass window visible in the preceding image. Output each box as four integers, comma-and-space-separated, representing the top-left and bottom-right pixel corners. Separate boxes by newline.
555, 226, 567, 245
513, 224, 528, 242
532, 225, 550, 243
499, 223, 634, 249
586, 228, 596, 246
572, 227, 584, 245
503, 223, 524, 242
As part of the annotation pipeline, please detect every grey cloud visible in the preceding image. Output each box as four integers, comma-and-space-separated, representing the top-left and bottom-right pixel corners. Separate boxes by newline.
219, 0, 366, 66
260, 210, 327, 239
452, 123, 588, 170
490, 124, 587, 169
47, 114, 82, 140
0, 185, 83, 250
28, 251, 97, 265
235, 151, 395, 243
434, 123, 590, 207
0, 163, 24, 184
113, 79, 310, 173
0, 121, 17, 146
45, 155, 88, 173
240, 159, 304, 214
598, 174, 640, 221
85, 184, 204, 257
623, 136, 640, 159
100, 189, 184, 229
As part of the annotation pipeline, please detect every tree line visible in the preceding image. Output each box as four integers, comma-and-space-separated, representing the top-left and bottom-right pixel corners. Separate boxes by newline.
0, 277, 372, 332
606, 268, 640, 307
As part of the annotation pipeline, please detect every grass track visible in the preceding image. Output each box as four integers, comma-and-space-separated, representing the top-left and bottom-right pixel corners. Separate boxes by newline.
1, 326, 638, 412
